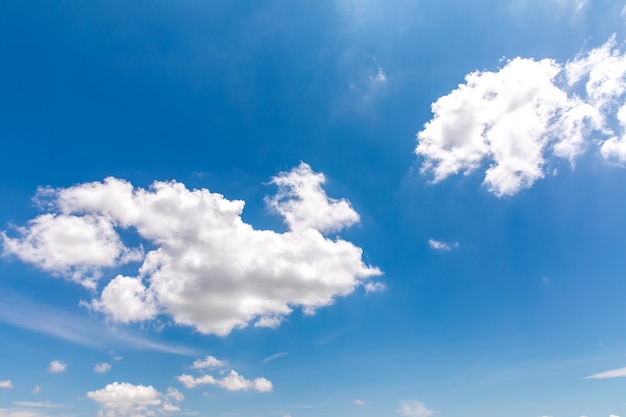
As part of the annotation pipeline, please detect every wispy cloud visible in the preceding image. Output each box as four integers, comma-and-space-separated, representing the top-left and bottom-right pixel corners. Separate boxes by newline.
397, 401, 434, 417
428, 239, 459, 252
0, 291, 197, 356
12, 402, 64, 409
261, 352, 289, 365
585, 366, 626, 379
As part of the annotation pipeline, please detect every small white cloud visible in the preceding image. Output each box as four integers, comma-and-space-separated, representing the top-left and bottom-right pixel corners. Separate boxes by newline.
94, 363, 112, 374
353, 399, 369, 405
254, 316, 284, 329
364, 281, 387, 293
165, 387, 184, 402
0, 380, 13, 389
585, 366, 626, 379
31, 385, 40, 394
192, 356, 227, 370
47, 360, 67, 373
177, 374, 216, 389
428, 239, 459, 252
398, 401, 434, 417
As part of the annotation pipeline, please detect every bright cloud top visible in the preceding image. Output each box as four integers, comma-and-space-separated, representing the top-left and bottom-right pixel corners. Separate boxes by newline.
416, 35, 626, 196
2, 163, 380, 336
87, 382, 183, 417
178, 355, 272, 393
0, 381, 13, 389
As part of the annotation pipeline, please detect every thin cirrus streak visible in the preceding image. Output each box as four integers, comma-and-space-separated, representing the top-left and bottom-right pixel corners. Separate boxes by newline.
0, 291, 197, 356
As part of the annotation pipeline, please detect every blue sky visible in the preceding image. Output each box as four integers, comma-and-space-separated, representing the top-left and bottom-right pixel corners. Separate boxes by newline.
1, 1, 626, 416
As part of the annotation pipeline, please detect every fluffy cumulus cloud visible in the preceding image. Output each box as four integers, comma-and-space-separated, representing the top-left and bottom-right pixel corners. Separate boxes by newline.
416, 35, 626, 196
0, 380, 13, 389
397, 401, 434, 417
87, 382, 183, 417
192, 355, 226, 370
1, 163, 380, 336
47, 360, 66, 373
178, 355, 272, 393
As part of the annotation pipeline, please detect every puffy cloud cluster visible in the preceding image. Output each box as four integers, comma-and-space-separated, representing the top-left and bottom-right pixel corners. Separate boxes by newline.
416, 35, 626, 196
178, 355, 272, 393
2, 163, 381, 336
87, 382, 183, 417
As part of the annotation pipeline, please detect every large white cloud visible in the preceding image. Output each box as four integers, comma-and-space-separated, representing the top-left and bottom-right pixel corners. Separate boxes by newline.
87, 382, 182, 417
2, 163, 380, 336
416, 35, 626, 196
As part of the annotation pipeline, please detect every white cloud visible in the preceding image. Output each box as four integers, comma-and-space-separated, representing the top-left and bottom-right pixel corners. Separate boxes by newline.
192, 355, 227, 370
254, 315, 284, 329
585, 366, 626, 379
428, 239, 458, 252
2, 214, 142, 289
47, 360, 66, 373
177, 374, 216, 389
0, 380, 13, 389
94, 363, 112, 374
416, 36, 626, 196
87, 382, 182, 417
3, 164, 380, 336
364, 281, 387, 293
266, 163, 360, 233
353, 399, 369, 405
165, 387, 184, 402
177, 370, 272, 393
31, 386, 40, 394
398, 401, 434, 417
